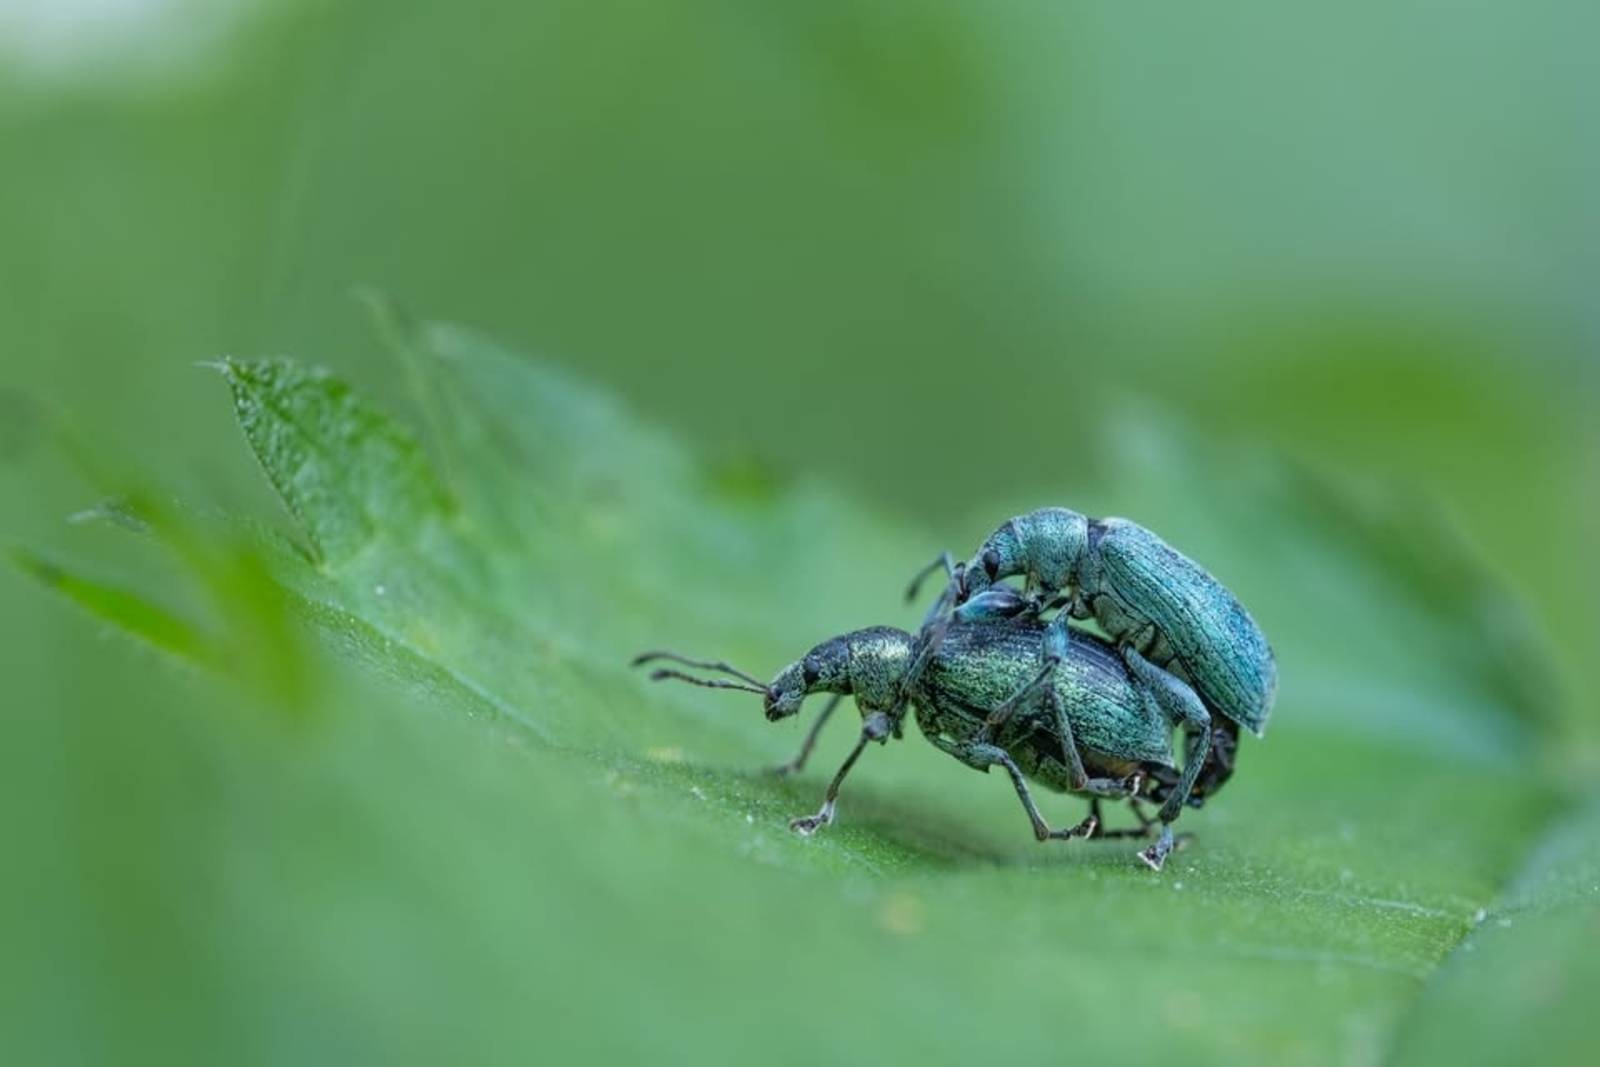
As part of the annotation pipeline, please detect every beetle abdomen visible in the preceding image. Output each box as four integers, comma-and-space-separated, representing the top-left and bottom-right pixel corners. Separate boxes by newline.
926, 618, 1174, 766
1095, 519, 1277, 735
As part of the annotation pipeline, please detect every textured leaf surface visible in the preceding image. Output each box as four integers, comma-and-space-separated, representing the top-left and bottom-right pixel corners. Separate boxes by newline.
8, 326, 1591, 1066
1390, 797, 1600, 1065
216, 359, 452, 565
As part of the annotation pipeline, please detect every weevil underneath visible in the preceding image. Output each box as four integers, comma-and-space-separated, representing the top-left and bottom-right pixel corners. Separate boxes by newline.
638, 612, 1192, 871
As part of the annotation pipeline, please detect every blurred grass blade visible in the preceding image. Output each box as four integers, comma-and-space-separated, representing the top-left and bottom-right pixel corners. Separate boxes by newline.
9, 547, 208, 663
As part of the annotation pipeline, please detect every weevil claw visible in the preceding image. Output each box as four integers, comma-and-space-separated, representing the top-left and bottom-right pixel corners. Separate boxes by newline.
1138, 826, 1176, 871
788, 804, 835, 836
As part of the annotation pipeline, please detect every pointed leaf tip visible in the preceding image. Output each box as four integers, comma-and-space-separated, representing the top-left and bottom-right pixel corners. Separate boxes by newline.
218, 357, 449, 567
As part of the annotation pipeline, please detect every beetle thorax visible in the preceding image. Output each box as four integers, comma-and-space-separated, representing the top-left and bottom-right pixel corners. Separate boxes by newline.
1015, 507, 1090, 592
844, 627, 914, 712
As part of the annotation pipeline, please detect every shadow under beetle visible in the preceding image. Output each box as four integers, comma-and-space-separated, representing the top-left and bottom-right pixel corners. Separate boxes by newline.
905, 507, 1277, 820
636, 607, 1190, 870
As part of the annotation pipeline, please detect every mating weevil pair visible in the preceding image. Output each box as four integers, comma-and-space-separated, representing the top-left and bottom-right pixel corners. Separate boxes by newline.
637, 507, 1276, 871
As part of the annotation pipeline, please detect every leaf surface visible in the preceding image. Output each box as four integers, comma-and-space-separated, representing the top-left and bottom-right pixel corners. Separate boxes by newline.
10, 327, 1590, 1066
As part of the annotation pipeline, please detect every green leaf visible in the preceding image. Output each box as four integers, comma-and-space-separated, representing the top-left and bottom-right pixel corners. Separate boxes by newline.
212, 358, 452, 566
10, 327, 1590, 1065
1389, 797, 1600, 1065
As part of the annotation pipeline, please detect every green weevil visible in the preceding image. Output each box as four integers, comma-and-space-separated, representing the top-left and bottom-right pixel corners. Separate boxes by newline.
906, 507, 1277, 818
636, 604, 1189, 870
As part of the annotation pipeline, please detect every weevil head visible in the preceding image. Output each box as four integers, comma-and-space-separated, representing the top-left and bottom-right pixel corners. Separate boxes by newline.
763, 627, 914, 722
764, 637, 850, 721
962, 507, 1088, 599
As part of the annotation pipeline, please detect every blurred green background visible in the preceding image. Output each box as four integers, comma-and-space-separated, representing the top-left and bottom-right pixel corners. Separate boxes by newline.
3, 2, 1597, 1065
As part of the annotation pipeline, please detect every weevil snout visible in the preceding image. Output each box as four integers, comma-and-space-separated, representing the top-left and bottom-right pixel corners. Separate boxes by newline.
764, 638, 851, 722
764, 662, 807, 721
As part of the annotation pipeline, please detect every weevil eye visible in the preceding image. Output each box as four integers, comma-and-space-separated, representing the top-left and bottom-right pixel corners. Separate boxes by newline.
802, 660, 820, 687
982, 548, 1001, 579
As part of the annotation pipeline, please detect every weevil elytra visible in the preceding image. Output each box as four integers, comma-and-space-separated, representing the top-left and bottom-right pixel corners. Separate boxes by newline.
637, 610, 1188, 870
906, 507, 1277, 816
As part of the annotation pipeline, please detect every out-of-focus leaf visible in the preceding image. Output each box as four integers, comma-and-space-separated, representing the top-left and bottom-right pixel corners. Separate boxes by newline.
1388, 797, 1600, 1065
9, 547, 207, 663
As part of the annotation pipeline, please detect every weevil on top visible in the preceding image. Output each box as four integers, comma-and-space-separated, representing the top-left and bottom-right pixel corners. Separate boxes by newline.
906, 507, 1277, 815
635, 506, 1276, 872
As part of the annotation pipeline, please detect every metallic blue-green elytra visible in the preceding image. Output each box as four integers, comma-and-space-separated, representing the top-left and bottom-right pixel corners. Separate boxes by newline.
1089, 517, 1275, 736
963, 507, 1277, 737
910, 617, 1173, 784
764, 619, 1174, 784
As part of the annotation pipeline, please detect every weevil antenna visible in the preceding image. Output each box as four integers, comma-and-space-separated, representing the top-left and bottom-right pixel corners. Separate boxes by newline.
631, 650, 768, 689
646, 668, 768, 695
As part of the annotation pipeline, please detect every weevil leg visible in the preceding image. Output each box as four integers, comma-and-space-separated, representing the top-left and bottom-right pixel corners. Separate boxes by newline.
900, 613, 952, 700
1091, 795, 1160, 839
978, 656, 1058, 741
1094, 826, 1160, 839
986, 615, 1133, 796
917, 576, 962, 630
1121, 648, 1213, 831
1068, 811, 1101, 839
1089, 794, 1194, 846
1139, 825, 1177, 871
900, 585, 1027, 707
926, 737, 1097, 842
1209, 724, 1236, 774
1048, 692, 1143, 798
905, 586, 1034, 705
771, 693, 845, 776
899, 588, 1038, 731
1128, 794, 1155, 828
978, 609, 1069, 742
975, 664, 1103, 785
789, 712, 890, 836
904, 551, 957, 605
